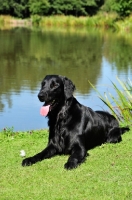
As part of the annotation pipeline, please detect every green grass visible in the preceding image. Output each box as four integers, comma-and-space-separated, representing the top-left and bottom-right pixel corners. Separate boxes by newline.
1, 13, 132, 33
30, 13, 132, 32
32, 14, 118, 30
0, 128, 132, 199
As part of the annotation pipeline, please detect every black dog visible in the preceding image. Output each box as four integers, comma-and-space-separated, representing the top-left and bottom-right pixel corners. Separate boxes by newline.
22, 75, 129, 169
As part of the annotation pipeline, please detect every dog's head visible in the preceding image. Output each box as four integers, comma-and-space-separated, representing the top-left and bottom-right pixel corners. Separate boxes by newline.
38, 75, 75, 114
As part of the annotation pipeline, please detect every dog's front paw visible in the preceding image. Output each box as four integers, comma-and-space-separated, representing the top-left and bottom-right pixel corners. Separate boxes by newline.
22, 157, 34, 167
64, 161, 78, 170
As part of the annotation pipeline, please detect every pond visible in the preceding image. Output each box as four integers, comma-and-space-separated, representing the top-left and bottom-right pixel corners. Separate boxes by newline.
0, 27, 132, 131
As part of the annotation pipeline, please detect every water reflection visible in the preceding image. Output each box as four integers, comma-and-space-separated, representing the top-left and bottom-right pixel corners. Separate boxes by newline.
0, 27, 132, 131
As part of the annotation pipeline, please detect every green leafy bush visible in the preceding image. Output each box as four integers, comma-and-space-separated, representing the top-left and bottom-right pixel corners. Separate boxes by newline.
112, 0, 132, 17
29, 0, 50, 15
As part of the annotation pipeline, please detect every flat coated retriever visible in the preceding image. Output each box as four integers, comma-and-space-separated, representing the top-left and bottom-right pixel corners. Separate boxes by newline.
22, 75, 129, 169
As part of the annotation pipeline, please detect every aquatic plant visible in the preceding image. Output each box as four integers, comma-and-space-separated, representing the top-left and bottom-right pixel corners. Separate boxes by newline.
90, 77, 132, 125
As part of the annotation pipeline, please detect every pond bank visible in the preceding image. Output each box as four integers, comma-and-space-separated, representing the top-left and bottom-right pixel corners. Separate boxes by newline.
0, 14, 132, 33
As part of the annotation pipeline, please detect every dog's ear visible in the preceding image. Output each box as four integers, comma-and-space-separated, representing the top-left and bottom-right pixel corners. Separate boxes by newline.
59, 76, 76, 99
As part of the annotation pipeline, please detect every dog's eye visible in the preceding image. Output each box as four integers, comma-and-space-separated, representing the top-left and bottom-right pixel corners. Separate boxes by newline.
50, 81, 58, 89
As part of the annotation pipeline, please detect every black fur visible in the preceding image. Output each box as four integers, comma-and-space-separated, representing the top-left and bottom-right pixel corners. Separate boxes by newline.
22, 75, 129, 170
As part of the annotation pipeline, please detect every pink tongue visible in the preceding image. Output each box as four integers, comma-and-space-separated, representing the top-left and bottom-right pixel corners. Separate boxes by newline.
40, 105, 50, 116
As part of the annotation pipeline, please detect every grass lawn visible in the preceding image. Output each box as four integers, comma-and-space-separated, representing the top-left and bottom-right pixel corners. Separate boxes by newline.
0, 128, 132, 200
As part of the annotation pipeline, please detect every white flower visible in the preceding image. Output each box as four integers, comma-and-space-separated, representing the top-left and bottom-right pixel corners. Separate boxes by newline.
20, 150, 26, 157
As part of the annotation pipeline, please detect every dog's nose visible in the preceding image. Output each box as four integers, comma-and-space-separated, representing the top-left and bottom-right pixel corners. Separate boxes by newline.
38, 91, 48, 102
38, 92, 43, 97
38, 92, 44, 100
38, 92, 43, 98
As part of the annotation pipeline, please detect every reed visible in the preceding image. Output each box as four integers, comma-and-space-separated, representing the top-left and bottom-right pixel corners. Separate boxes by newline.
1, 13, 132, 32
38, 15, 88, 27
90, 77, 132, 126
0, 16, 4, 25
32, 14, 116, 28
33, 14, 119, 30
116, 14, 132, 32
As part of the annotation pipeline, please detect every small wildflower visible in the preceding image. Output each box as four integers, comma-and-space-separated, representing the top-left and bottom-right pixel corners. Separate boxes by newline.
20, 150, 26, 157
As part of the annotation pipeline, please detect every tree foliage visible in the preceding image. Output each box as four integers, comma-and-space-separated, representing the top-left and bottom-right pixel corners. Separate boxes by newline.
102, 0, 132, 16
0, 0, 104, 18
0, 0, 29, 18
29, 0, 50, 15
113, 0, 132, 16
0, 0, 131, 18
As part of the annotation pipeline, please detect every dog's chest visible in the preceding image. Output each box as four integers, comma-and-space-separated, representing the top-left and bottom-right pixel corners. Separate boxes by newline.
53, 120, 72, 154
54, 121, 67, 152
49, 109, 73, 153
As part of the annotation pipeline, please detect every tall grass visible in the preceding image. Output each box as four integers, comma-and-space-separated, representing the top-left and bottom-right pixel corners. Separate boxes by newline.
1, 13, 132, 32
116, 14, 132, 32
90, 77, 132, 126
32, 14, 117, 29
31, 13, 132, 31
37, 15, 88, 27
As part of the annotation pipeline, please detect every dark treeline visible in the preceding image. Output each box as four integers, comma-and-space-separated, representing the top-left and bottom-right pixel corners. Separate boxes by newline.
0, 0, 132, 18
0, 0, 104, 18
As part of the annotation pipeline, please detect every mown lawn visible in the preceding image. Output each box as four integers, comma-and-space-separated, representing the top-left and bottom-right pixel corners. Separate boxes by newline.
0, 128, 132, 200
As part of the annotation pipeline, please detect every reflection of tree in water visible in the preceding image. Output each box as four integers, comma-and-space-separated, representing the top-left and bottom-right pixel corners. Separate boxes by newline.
1, 28, 131, 112
0, 28, 103, 111
0, 98, 4, 111
0, 93, 12, 112
103, 32, 132, 74
29, 29, 103, 93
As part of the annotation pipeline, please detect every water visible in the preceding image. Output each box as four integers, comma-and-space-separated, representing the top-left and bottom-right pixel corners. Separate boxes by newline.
0, 27, 132, 131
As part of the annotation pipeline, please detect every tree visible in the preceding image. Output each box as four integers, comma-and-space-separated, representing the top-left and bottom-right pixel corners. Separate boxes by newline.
113, 0, 132, 16
29, 0, 50, 15
0, 0, 10, 14
48, 0, 104, 16
102, 0, 115, 12
9, 0, 29, 18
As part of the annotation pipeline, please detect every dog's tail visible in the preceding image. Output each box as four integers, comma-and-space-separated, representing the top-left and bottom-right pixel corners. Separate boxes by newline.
120, 126, 130, 135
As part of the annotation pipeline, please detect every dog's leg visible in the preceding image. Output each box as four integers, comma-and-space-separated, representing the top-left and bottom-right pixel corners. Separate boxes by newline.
106, 126, 129, 143
22, 144, 57, 166
64, 143, 87, 170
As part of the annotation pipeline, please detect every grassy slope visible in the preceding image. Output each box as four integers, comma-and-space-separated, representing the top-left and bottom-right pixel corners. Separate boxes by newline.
0, 129, 132, 200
